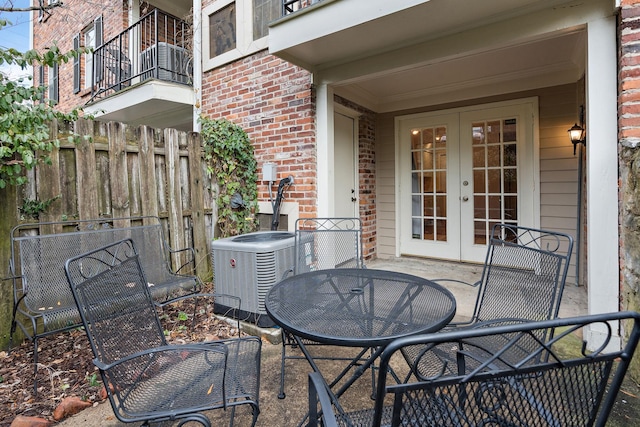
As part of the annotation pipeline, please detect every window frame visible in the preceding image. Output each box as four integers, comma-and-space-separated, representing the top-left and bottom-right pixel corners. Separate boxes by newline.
83, 23, 97, 90
48, 62, 58, 103
202, 0, 272, 71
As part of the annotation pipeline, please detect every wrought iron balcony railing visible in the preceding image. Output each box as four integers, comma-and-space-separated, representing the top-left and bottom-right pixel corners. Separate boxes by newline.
90, 9, 192, 102
283, 0, 323, 15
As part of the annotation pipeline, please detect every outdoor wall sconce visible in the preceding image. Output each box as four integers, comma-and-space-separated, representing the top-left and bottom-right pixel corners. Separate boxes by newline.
568, 105, 586, 156
568, 123, 585, 155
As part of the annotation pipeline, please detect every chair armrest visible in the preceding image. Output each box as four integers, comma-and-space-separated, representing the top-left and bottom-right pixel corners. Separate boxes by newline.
160, 234, 197, 275
166, 245, 197, 274
281, 267, 294, 280
470, 318, 531, 329
432, 278, 481, 288
93, 342, 228, 372
308, 372, 339, 427
447, 317, 527, 331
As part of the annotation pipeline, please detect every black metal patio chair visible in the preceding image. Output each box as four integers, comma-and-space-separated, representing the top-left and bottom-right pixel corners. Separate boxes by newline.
401, 223, 574, 379
64, 238, 261, 427
278, 217, 365, 398
308, 311, 640, 427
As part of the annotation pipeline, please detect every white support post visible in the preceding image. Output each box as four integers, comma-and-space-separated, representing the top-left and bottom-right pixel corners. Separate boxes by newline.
585, 14, 621, 351
316, 82, 335, 217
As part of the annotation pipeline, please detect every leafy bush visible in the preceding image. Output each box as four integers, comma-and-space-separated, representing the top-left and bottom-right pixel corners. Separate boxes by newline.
0, 25, 91, 189
200, 117, 259, 237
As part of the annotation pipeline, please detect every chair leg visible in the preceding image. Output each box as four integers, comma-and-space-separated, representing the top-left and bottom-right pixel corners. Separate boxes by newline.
175, 413, 211, 427
227, 405, 237, 427
249, 403, 260, 427
32, 337, 39, 394
278, 331, 287, 399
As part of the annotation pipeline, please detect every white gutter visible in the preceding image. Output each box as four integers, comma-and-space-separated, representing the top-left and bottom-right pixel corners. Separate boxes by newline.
193, 0, 202, 132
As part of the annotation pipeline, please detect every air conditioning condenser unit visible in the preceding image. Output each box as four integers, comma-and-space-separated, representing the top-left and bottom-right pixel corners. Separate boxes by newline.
211, 231, 296, 327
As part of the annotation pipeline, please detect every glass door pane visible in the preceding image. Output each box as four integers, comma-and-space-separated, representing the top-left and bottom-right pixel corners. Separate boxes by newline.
411, 126, 448, 242
471, 118, 518, 244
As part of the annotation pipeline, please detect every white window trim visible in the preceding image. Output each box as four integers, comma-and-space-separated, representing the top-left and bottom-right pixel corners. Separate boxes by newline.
202, 0, 269, 72
48, 64, 57, 101
84, 25, 96, 89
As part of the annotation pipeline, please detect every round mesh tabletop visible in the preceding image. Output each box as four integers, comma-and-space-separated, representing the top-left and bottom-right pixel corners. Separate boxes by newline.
266, 268, 456, 346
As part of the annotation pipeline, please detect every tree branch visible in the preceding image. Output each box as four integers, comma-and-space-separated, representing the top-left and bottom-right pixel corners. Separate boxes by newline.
0, 2, 63, 13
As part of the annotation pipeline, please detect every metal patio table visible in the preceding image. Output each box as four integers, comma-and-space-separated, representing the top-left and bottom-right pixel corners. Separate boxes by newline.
265, 267, 456, 416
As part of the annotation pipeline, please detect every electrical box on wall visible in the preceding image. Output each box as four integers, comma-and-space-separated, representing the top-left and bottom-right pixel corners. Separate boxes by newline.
263, 163, 277, 182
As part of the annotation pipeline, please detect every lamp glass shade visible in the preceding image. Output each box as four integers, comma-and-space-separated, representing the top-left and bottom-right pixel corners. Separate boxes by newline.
568, 123, 584, 143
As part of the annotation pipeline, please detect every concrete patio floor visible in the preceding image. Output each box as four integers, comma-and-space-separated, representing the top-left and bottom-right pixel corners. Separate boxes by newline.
57, 257, 592, 427
366, 257, 588, 321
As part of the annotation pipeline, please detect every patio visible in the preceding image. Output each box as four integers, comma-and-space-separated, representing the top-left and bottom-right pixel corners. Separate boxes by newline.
50, 257, 594, 427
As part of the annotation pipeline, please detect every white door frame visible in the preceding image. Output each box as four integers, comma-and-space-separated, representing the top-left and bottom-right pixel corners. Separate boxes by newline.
334, 105, 359, 218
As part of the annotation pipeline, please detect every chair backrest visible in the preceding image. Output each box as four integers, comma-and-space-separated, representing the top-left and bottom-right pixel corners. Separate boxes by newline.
11, 216, 186, 316
372, 311, 640, 427
64, 238, 167, 366
472, 223, 573, 324
293, 217, 364, 274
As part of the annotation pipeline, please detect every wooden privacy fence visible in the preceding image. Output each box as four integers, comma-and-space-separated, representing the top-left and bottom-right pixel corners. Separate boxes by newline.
0, 119, 217, 348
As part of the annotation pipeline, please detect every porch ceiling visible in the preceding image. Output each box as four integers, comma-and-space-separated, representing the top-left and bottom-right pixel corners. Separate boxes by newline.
334, 31, 585, 112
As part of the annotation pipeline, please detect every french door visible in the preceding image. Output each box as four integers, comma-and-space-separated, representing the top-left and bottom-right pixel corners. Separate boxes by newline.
398, 100, 537, 263
334, 112, 358, 218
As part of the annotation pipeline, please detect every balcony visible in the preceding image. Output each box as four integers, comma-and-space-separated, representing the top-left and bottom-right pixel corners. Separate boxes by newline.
85, 10, 194, 131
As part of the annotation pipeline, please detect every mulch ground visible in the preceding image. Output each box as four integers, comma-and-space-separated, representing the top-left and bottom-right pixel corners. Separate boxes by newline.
0, 293, 243, 426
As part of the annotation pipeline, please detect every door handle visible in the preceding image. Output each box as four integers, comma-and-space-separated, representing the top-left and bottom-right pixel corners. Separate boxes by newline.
462, 196, 469, 202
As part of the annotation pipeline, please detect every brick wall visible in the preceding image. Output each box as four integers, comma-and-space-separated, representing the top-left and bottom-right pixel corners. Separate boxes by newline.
620, 0, 640, 143
201, 50, 318, 217
201, 51, 379, 260
32, 0, 127, 112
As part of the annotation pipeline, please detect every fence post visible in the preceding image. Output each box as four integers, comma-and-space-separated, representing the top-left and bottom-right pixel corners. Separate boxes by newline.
138, 125, 160, 219
188, 132, 211, 280
76, 119, 100, 219
0, 184, 18, 350
108, 121, 131, 221
164, 128, 186, 270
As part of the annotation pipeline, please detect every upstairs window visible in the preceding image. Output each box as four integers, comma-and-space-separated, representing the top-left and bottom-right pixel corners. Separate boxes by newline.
73, 16, 103, 93
253, 0, 280, 40
203, 0, 280, 70
83, 24, 96, 89
209, 3, 236, 58
48, 63, 58, 103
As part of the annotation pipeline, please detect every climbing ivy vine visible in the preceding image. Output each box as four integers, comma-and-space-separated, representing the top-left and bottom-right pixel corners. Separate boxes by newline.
200, 116, 259, 237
